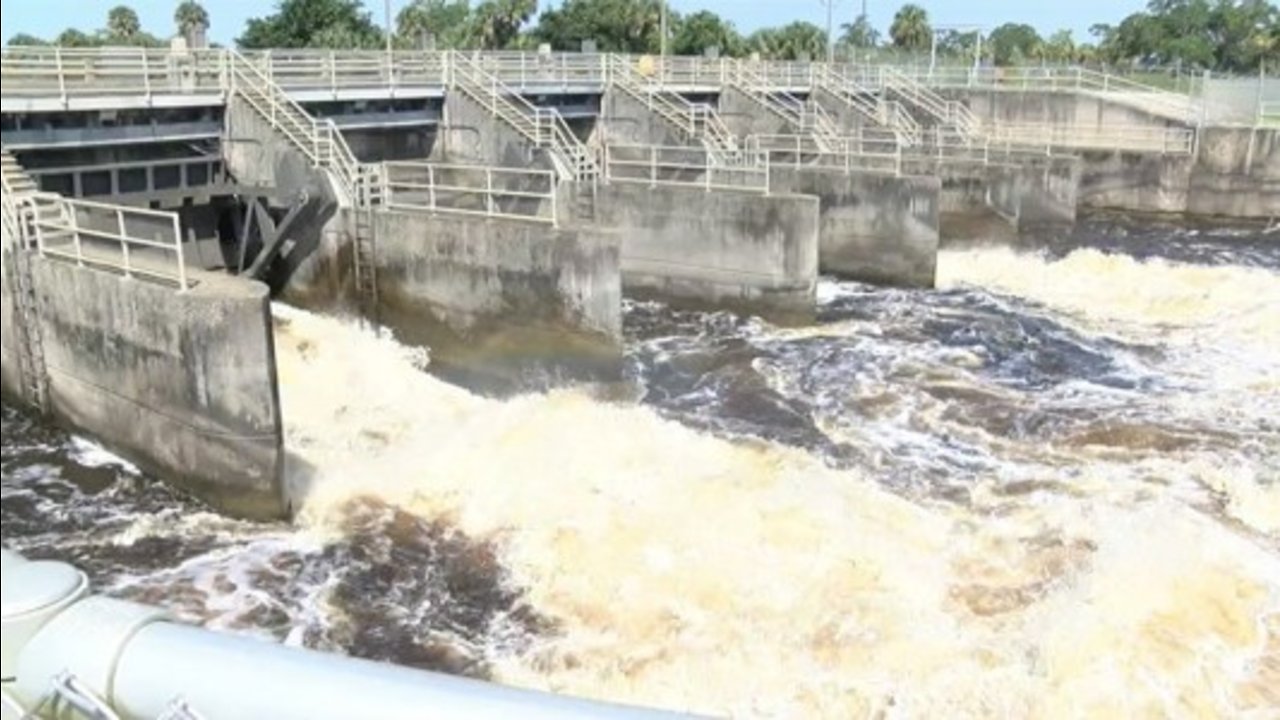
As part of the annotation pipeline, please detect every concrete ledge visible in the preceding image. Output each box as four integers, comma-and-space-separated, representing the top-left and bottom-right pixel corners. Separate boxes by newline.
371, 209, 623, 388
597, 183, 819, 320
21, 257, 285, 519
768, 168, 939, 288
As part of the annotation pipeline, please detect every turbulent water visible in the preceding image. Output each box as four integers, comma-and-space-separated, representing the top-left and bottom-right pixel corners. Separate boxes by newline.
3, 216, 1278, 718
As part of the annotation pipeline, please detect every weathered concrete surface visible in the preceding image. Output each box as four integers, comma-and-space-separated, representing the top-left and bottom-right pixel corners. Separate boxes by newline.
718, 87, 793, 139
371, 208, 623, 386
342, 127, 437, 163
1189, 127, 1280, 218
812, 86, 881, 134
1017, 155, 1082, 229
0, 243, 22, 400
15, 256, 284, 519
598, 183, 818, 319
222, 98, 343, 299
900, 158, 1020, 244
596, 88, 688, 147
951, 88, 1184, 131
768, 167, 939, 288
1078, 151, 1195, 214
435, 91, 557, 173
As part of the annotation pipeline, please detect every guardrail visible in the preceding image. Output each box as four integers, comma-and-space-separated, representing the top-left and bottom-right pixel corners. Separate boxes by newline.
745, 133, 904, 175
982, 121, 1196, 154
1260, 101, 1280, 127
603, 143, 770, 193
16, 193, 188, 290
245, 50, 446, 95
378, 161, 559, 225
0, 46, 225, 104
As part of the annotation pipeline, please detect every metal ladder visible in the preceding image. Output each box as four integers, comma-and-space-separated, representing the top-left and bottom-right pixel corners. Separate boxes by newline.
351, 167, 383, 320
2, 154, 53, 415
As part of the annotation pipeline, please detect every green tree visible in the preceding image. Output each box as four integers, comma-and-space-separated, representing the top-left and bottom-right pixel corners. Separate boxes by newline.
238, 0, 382, 49
671, 10, 744, 56
397, 0, 472, 48
840, 14, 880, 50
471, 0, 536, 49
533, 0, 664, 53
175, 1, 211, 38
1043, 30, 1077, 63
748, 21, 826, 60
889, 4, 931, 51
56, 28, 102, 47
107, 5, 142, 40
987, 23, 1044, 65
7, 33, 49, 46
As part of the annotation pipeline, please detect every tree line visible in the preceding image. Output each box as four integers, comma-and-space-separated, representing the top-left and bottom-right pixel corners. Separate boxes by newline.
6, 0, 1278, 73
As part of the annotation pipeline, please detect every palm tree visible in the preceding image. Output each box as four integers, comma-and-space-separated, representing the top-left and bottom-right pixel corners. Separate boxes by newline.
889, 4, 930, 52
175, 1, 210, 39
107, 5, 143, 40
472, 0, 536, 49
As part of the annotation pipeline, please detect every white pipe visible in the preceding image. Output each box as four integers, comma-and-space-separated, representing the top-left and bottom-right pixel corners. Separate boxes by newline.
3, 552, 694, 720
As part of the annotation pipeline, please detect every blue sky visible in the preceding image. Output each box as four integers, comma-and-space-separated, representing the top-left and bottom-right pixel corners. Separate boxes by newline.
1, 0, 1148, 46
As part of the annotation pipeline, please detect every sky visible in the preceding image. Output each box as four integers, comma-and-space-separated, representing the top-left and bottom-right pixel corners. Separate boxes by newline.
0, 0, 1150, 46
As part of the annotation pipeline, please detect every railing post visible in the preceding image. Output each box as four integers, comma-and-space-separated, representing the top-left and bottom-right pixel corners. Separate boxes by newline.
485, 168, 495, 216
55, 48, 67, 106
172, 214, 188, 291
427, 164, 436, 212
114, 208, 132, 279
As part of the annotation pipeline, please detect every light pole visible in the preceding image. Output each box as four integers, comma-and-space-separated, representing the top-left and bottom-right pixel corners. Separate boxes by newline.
820, 0, 839, 63
385, 0, 393, 56
660, 0, 668, 57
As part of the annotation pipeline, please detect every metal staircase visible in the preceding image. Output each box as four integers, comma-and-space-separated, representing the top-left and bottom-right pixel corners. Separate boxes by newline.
606, 56, 740, 160
1, 148, 53, 414
450, 52, 599, 182
728, 62, 840, 152
811, 65, 921, 146
882, 67, 980, 142
226, 50, 363, 204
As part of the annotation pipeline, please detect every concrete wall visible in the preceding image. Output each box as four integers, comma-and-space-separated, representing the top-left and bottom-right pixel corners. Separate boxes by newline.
371, 208, 623, 387
718, 87, 794, 139
0, 242, 22, 401
1017, 155, 1082, 229
597, 183, 818, 319
595, 89, 688, 147
4, 255, 284, 519
1189, 127, 1280, 218
951, 88, 1183, 131
435, 91, 557, 174
222, 98, 344, 299
769, 167, 939, 288
1078, 151, 1195, 214
812, 87, 880, 134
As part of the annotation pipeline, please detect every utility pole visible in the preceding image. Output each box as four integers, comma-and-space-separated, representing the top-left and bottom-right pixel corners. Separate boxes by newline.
385, 0, 393, 56
826, 0, 835, 63
660, 0, 668, 57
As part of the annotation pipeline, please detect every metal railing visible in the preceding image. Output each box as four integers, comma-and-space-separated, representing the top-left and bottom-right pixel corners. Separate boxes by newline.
17, 193, 189, 290
378, 161, 559, 225
475, 51, 605, 90
450, 52, 598, 182
603, 143, 769, 193
244, 49, 446, 95
1260, 101, 1280, 128
0, 46, 225, 104
607, 55, 738, 158
881, 66, 980, 139
226, 49, 363, 202
745, 132, 904, 176
982, 121, 1196, 154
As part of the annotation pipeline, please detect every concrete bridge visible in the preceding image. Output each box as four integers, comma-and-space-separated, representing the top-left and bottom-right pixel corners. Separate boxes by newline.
1, 46, 1277, 519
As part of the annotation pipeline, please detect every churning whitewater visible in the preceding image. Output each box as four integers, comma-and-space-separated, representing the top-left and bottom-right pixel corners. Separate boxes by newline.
3, 221, 1278, 718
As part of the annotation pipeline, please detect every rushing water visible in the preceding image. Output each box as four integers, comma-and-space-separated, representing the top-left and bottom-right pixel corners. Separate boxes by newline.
3, 215, 1278, 718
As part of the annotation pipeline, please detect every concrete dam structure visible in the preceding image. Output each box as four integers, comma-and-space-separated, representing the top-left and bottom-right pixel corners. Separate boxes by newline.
1, 47, 1277, 523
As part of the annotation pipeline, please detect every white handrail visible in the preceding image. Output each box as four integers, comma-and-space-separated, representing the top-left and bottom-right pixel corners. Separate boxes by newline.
603, 143, 769, 193
380, 161, 559, 225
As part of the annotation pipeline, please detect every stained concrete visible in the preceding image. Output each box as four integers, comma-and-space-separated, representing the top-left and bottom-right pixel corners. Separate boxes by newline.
370, 208, 623, 386
4, 253, 284, 519
598, 183, 819, 320
1189, 127, 1280, 218
718, 86, 794, 139
768, 167, 940, 288
596, 89, 688, 147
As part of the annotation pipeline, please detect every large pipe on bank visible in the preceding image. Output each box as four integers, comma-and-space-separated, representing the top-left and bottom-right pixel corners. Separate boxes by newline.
1, 550, 693, 720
